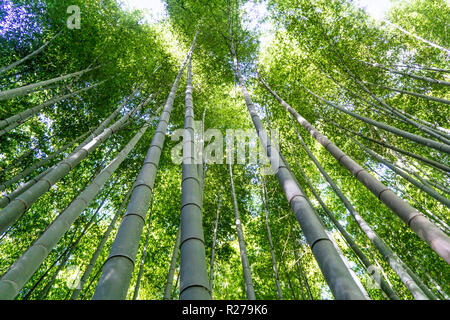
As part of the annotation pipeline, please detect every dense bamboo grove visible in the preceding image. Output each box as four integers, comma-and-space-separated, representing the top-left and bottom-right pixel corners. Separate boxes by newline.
0, 0, 448, 300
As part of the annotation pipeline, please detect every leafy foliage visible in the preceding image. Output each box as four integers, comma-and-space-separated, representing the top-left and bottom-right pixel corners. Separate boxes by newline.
0, 0, 448, 300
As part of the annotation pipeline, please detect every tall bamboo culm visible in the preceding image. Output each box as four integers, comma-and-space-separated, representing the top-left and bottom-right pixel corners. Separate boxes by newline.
70, 187, 133, 300
163, 228, 181, 300
259, 78, 450, 264
179, 42, 211, 300
229, 9, 367, 300
0, 96, 150, 235
0, 111, 156, 299
229, 161, 256, 300
92, 37, 197, 300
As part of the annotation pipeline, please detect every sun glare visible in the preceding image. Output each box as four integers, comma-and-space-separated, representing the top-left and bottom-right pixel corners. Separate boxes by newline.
121, 0, 167, 22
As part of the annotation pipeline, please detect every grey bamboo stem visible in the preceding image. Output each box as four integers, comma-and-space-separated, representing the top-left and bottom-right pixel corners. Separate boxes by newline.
72, 83, 144, 154
0, 132, 88, 192
364, 81, 450, 106
0, 97, 148, 235
70, 187, 133, 300
0, 66, 98, 101
0, 81, 106, 134
316, 65, 450, 141
209, 195, 221, 295
92, 39, 196, 300
260, 78, 450, 263
291, 235, 314, 300
179, 44, 211, 300
293, 156, 400, 300
0, 31, 62, 75
163, 228, 181, 300
0, 169, 48, 209
329, 121, 450, 174
38, 189, 111, 300
132, 195, 154, 300
366, 163, 450, 234
357, 60, 450, 87
172, 270, 180, 299
261, 178, 283, 300
0, 113, 155, 300
326, 230, 371, 299
322, 57, 450, 143
348, 135, 450, 208
282, 259, 298, 299
0, 85, 143, 209
293, 124, 434, 300
229, 160, 256, 300
198, 105, 207, 201
390, 63, 450, 74
230, 19, 367, 299
386, 21, 450, 54
303, 85, 450, 153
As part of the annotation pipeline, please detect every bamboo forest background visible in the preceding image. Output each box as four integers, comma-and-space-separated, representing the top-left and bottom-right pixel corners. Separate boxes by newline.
0, 0, 449, 300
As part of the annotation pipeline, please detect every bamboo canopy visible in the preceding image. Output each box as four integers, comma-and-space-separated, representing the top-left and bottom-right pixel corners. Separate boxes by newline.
0, 0, 448, 301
